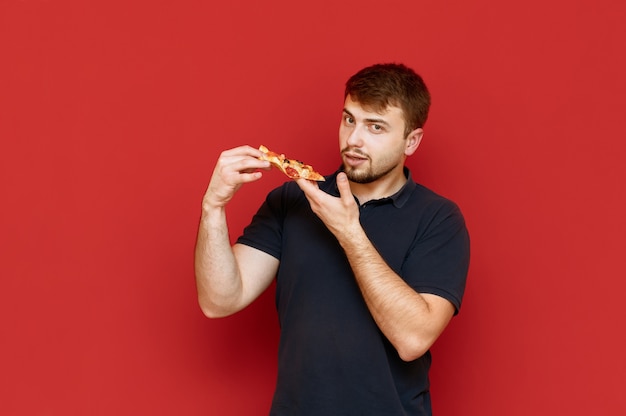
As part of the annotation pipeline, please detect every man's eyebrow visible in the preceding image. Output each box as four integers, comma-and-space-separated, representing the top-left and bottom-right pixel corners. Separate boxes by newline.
342, 108, 390, 126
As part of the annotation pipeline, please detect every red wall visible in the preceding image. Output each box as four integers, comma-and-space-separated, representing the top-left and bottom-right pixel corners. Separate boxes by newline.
2, 0, 625, 414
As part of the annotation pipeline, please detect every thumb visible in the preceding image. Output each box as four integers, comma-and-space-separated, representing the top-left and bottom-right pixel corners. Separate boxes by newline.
336, 172, 353, 202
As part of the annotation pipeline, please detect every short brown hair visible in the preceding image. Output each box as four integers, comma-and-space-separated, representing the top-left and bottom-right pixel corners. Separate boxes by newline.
344, 63, 431, 136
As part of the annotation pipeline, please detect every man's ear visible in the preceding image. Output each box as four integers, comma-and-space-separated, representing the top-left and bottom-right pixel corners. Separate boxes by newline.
405, 128, 424, 156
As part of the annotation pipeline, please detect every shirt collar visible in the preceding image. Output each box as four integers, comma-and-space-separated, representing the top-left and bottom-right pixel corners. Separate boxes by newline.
323, 167, 416, 208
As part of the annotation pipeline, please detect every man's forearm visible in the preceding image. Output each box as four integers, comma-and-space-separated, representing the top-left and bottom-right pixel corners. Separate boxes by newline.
194, 206, 243, 317
337, 227, 450, 361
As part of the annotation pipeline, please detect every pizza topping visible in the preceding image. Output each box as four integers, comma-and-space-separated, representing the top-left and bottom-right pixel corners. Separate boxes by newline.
258, 145, 325, 181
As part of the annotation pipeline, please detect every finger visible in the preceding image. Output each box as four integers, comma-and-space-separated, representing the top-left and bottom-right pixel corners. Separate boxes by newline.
294, 178, 315, 195
220, 151, 270, 175
221, 145, 265, 159
239, 158, 270, 173
336, 172, 353, 203
238, 171, 264, 183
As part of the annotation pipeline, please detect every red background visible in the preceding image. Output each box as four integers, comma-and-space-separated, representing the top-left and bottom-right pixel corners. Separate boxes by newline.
1, 0, 625, 414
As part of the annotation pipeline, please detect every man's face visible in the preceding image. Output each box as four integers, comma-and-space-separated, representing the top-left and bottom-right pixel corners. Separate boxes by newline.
339, 96, 410, 184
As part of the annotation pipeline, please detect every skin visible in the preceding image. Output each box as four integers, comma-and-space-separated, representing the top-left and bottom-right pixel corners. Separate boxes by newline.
194, 96, 455, 361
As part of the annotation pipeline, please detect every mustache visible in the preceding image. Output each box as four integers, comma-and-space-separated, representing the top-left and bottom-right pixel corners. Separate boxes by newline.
341, 147, 369, 158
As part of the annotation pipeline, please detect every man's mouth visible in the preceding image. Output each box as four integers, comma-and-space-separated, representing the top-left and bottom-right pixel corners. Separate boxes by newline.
342, 151, 369, 167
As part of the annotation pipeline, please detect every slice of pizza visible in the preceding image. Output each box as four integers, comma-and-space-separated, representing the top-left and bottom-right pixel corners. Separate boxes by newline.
259, 145, 325, 181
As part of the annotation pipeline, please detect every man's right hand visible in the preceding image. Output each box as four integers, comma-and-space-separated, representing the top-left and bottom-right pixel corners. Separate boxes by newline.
202, 145, 271, 210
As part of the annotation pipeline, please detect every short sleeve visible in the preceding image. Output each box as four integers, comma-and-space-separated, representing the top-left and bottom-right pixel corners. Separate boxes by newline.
402, 202, 470, 314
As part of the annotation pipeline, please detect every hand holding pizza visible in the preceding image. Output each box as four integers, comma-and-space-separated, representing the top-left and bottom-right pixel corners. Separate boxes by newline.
203, 145, 271, 209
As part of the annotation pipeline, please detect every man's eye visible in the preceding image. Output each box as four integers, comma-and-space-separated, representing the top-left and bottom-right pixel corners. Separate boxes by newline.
370, 124, 382, 132
345, 116, 354, 124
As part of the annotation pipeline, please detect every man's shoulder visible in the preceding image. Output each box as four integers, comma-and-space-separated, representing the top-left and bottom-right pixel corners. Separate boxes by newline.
410, 182, 463, 214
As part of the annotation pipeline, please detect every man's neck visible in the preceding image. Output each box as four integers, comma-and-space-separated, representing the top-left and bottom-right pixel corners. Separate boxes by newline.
349, 169, 408, 205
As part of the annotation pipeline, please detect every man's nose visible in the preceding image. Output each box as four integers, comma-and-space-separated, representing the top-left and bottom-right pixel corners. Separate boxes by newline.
346, 125, 364, 147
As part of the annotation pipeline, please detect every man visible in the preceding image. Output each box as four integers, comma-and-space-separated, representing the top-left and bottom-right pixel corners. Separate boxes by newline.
195, 63, 470, 415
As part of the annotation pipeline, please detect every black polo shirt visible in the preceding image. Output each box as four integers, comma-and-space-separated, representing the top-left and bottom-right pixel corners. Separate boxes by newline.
237, 168, 470, 416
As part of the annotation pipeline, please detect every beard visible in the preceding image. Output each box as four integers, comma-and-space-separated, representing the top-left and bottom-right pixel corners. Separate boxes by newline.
342, 160, 398, 184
